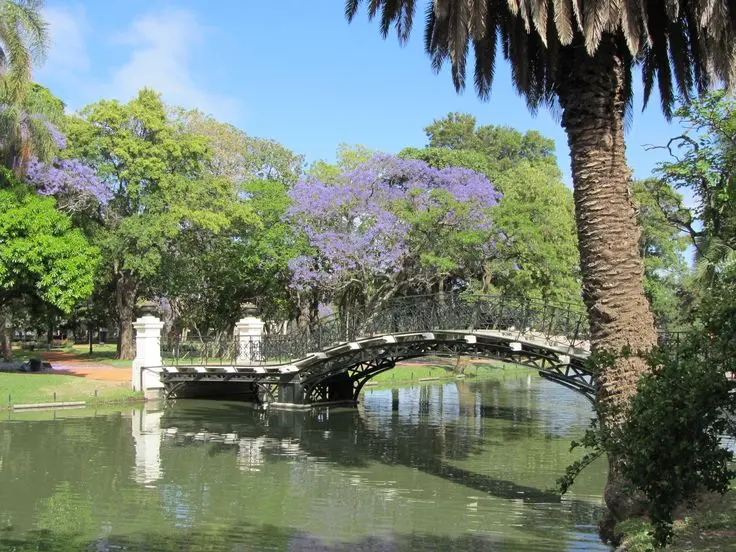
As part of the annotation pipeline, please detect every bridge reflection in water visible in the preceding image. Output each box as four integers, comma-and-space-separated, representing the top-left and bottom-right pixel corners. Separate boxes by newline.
120, 375, 610, 551
0, 374, 610, 551
160, 294, 597, 407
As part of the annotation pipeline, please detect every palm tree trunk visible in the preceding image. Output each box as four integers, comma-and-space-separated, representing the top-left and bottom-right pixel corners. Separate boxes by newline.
559, 35, 658, 527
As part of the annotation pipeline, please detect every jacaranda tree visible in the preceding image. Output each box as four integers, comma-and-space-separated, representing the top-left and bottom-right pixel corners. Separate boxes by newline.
344, 0, 736, 529
287, 154, 500, 318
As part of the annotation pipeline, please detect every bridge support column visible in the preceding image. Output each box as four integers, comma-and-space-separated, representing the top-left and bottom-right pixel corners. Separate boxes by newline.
276, 381, 306, 407
132, 315, 164, 399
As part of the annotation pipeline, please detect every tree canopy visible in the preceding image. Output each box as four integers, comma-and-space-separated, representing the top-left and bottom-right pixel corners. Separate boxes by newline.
288, 154, 500, 314
401, 113, 581, 304
63, 89, 243, 358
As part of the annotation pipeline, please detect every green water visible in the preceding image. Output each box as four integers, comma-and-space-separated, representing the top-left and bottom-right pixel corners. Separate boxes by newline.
0, 373, 610, 551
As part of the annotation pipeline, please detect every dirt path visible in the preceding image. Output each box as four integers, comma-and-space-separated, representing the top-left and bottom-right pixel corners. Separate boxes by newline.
38, 352, 131, 383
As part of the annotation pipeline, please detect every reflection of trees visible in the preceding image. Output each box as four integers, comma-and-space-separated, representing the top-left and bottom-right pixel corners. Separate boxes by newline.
0, 413, 134, 534
0, 377, 606, 551
159, 380, 602, 520
0, 523, 605, 551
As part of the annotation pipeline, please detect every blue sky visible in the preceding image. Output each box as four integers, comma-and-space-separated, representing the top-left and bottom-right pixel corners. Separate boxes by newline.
37, 1, 685, 186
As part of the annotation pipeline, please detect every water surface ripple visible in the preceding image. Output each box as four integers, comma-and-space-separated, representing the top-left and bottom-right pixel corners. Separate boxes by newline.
0, 372, 610, 551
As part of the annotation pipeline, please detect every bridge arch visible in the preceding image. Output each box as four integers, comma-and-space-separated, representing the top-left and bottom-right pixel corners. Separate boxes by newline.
288, 330, 594, 406
161, 293, 596, 408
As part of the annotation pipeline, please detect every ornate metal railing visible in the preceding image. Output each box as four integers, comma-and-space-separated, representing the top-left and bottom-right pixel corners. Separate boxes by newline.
162, 338, 242, 365
162, 293, 591, 366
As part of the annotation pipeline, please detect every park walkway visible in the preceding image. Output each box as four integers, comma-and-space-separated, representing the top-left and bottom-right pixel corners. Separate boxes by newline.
38, 351, 131, 383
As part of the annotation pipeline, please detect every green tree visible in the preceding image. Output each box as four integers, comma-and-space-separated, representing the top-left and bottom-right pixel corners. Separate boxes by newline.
0, 175, 98, 359
64, 89, 238, 359
346, 1, 736, 527
401, 117, 580, 304
491, 162, 580, 304
423, 113, 557, 176
633, 179, 689, 327
165, 111, 307, 332
158, 178, 301, 336
309, 143, 376, 184
174, 108, 304, 187
655, 91, 736, 283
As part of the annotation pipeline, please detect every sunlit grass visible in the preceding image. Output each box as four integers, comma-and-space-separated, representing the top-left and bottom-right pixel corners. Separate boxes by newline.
366, 360, 532, 388
8, 343, 132, 368
0, 372, 142, 408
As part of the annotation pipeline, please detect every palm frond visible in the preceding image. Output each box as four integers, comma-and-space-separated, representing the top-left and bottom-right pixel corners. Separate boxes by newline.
619, 0, 645, 52
582, 0, 613, 54
529, 0, 548, 46
553, 0, 575, 45
345, 0, 360, 21
378, 0, 401, 38
0, 0, 48, 105
345, 0, 736, 121
472, 4, 497, 99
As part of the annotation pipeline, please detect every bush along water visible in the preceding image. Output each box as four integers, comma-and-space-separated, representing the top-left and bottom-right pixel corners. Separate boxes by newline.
558, 340, 736, 548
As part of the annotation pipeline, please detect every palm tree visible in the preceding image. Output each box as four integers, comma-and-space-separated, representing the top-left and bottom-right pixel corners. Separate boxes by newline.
344, 0, 736, 528
0, 0, 48, 174
0, 0, 47, 103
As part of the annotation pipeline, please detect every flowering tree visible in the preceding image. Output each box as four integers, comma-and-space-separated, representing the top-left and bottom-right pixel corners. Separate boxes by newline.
0, 84, 109, 210
287, 154, 500, 316
26, 154, 110, 211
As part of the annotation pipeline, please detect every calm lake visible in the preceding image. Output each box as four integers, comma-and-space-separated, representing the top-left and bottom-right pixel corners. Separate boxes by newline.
0, 371, 610, 551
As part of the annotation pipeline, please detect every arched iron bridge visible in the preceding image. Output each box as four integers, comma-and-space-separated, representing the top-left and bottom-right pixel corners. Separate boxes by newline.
159, 294, 598, 407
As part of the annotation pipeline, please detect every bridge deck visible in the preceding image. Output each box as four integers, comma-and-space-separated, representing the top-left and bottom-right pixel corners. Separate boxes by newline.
157, 329, 596, 406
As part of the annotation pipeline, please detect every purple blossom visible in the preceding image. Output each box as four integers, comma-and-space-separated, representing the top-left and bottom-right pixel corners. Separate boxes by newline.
26, 156, 111, 204
286, 154, 501, 294
44, 120, 67, 149
317, 303, 334, 318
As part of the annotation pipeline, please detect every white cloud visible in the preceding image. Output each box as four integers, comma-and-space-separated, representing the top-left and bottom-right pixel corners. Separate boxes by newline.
105, 10, 240, 121
37, 6, 240, 122
37, 4, 90, 78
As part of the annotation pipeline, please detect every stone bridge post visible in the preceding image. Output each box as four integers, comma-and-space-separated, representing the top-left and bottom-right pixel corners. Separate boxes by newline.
234, 311, 264, 365
132, 314, 164, 399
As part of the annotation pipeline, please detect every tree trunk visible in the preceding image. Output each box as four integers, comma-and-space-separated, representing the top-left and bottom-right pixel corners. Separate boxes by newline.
116, 275, 137, 360
558, 35, 658, 529
0, 310, 12, 361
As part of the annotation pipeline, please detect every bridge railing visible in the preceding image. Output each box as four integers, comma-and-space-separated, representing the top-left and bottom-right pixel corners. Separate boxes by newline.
362, 294, 590, 346
257, 293, 590, 363
161, 294, 591, 366
161, 338, 246, 366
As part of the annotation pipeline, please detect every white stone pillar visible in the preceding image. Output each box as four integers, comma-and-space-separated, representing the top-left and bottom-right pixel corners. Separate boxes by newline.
132, 315, 164, 397
234, 315, 264, 365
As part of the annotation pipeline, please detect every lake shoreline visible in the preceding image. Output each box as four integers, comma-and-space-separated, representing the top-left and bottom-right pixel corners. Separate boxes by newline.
617, 489, 736, 551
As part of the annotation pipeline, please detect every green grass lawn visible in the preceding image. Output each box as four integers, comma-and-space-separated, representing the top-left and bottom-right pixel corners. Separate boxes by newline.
365, 360, 532, 388
64, 343, 131, 367
0, 372, 142, 408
